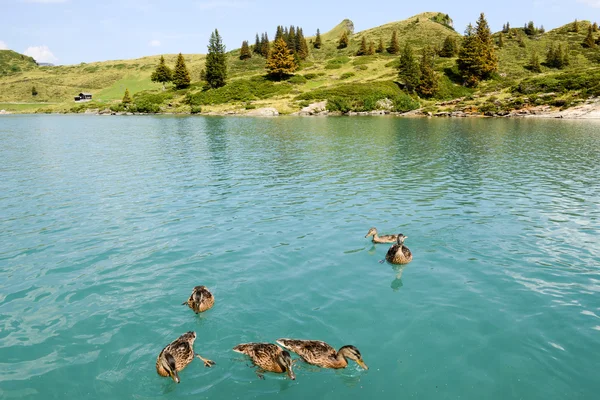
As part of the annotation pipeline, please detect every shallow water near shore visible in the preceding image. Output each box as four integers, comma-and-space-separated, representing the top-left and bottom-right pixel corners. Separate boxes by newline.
1, 115, 600, 399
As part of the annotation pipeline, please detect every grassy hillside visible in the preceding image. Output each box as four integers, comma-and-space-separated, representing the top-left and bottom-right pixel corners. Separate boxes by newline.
1, 12, 599, 115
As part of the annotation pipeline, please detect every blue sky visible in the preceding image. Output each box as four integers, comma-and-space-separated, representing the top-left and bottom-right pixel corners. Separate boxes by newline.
0, 0, 599, 65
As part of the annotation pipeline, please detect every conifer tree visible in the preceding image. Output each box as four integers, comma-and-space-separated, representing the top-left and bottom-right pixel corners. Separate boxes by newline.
475, 13, 498, 78
172, 53, 191, 89
376, 37, 385, 53
498, 32, 504, 48
122, 88, 132, 104
398, 43, 420, 93
314, 29, 322, 49
457, 24, 480, 87
593, 22, 599, 33
199, 68, 206, 82
297, 28, 309, 60
338, 31, 349, 49
583, 25, 596, 48
266, 37, 297, 79
261, 33, 270, 57
287, 26, 296, 53
356, 36, 367, 55
205, 29, 227, 89
539, 25, 545, 34
388, 30, 400, 54
240, 40, 252, 60
254, 33, 261, 54
275, 26, 284, 42
150, 55, 172, 90
440, 35, 458, 57
417, 46, 438, 97
368, 40, 375, 55
573, 19, 579, 33
525, 21, 536, 36
31, 86, 38, 96
527, 51, 541, 73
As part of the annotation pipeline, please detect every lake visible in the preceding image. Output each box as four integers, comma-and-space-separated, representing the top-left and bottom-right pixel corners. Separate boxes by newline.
1, 115, 599, 399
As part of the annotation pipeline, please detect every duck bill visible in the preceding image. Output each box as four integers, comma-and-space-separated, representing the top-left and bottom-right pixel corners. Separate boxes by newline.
170, 370, 180, 383
356, 359, 369, 370
286, 367, 296, 380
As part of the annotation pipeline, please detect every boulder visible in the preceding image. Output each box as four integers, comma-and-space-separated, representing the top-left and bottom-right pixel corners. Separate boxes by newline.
246, 107, 279, 116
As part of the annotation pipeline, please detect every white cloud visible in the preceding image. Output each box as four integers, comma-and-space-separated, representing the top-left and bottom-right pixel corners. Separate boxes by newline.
577, 0, 600, 7
22, 0, 68, 3
149, 40, 161, 47
0, 40, 8, 50
196, 1, 250, 10
23, 45, 58, 63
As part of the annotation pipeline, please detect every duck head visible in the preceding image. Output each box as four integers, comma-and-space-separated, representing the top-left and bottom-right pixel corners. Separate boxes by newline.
365, 227, 377, 238
160, 352, 180, 383
339, 345, 368, 370
396, 234, 407, 245
277, 350, 296, 380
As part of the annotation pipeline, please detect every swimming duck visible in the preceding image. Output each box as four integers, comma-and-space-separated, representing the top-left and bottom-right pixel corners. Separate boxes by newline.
182, 286, 214, 314
233, 342, 295, 380
385, 233, 412, 264
156, 331, 215, 383
365, 227, 399, 244
276, 339, 368, 370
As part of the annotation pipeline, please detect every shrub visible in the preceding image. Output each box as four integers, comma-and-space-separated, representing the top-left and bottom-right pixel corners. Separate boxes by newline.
133, 91, 173, 105
326, 97, 352, 113
303, 73, 319, 80
340, 72, 355, 80
190, 105, 202, 114
392, 94, 420, 112
185, 76, 292, 105
110, 103, 126, 112
288, 75, 307, 85
132, 100, 160, 113
325, 64, 342, 70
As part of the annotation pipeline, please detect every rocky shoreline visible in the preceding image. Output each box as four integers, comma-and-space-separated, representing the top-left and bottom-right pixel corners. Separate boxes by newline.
3, 97, 600, 119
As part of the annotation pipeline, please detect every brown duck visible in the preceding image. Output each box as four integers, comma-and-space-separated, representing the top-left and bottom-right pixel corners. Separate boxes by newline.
233, 342, 295, 380
365, 227, 399, 244
182, 286, 214, 314
276, 339, 368, 370
384, 233, 412, 264
156, 331, 215, 383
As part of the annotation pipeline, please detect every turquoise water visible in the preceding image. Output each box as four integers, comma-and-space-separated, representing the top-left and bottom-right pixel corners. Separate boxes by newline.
1, 115, 600, 399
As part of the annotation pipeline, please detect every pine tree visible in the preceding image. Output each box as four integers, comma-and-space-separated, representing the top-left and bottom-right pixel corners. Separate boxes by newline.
388, 30, 400, 54
376, 37, 385, 53
205, 29, 227, 89
498, 32, 504, 48
314, 29, 322, 49
525, 21, 536, 36
573, 19, 579, 33
31, 86, 38, 96
398, 43, 420, 93
338, 31, 349, 49
539, 25, 545, 34
457, 24, 481, 87
417, 46, 438, 97
475, 13, 498, 79
503, 22, 510, 33
172, 53, 191, 89
150, 55, 172, 90
356, 36, 367, 55
199, 68, 206, 82
368, 41, 375, 55
266, 37, 297, 79
527, 51, 541, 73
254, 33, 261, 54
261, 33, 270, 57
593, 22, 599, 33
122, 88, 132, 104
297, 28, 309, 60
287, 26, 296, 53
240, 40, 252, 60
275, 26, 284, 42
583, 25, 596, 48
440, 35, 458, 57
